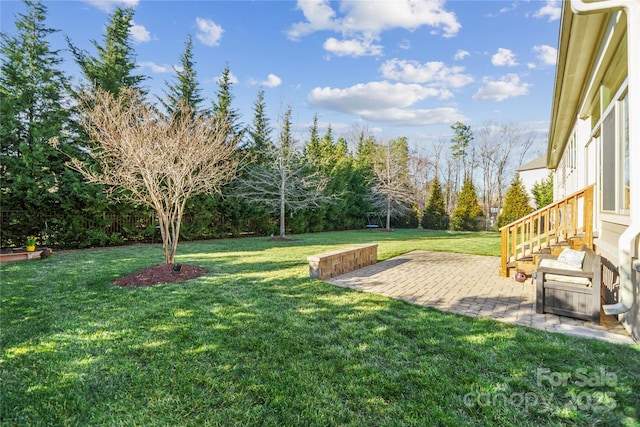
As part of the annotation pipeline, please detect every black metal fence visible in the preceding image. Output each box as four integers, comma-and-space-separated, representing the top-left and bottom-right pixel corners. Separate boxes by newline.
1, 210, 157, 248
0, 210, 276, 249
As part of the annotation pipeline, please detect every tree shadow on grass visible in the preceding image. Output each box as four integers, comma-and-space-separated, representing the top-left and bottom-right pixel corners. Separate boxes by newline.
3, 244, 639, 426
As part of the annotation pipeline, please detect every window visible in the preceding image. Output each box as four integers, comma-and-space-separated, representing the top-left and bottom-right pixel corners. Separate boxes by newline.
569, 136, 576, 171
621, 94, 629, 210
600, 89, 629, 214
602, 109, 616, 211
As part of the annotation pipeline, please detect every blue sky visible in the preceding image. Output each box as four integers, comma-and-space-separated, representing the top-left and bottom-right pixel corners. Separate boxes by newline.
1, 0, 562, 152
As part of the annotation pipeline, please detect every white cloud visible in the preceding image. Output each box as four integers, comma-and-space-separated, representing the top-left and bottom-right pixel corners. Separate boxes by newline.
472, 74, 531, 101
196, 17, 223, 46
307, 81, 464, 126
533, 44, 557, 66
323, 37, 383, 57
498, 2, 518, 14
380, 59, 473, 88
137, 61, 173, 74
399, 39, 411, 50
492, 48, 518, 67
288, 0, 339, 39
454, 49, 470, 60
82, 0, 139, 12
288, 0, 461, 56
130, 21, 150, 43
534, 0, 562, 21
359, 107, 467, 126
309, 81, 442, 113
261, 74, 282, 88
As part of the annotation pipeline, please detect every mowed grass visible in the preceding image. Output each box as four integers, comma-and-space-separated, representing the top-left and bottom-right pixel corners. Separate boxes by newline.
1, 229, 639, 426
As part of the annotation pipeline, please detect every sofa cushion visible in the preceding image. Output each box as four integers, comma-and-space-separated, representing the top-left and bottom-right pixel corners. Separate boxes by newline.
557, 248, 586, 268
539, 258, 582, 271
539, 258, 592, 287
545, 273, 592, 287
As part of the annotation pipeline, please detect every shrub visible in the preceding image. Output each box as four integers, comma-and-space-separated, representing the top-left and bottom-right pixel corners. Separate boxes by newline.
450, 177, 483, 231
422, 176, 449, 230
497, 174, 534, 228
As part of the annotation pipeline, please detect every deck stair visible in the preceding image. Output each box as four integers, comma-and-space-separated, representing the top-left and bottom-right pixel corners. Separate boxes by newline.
500, 185, 594, 277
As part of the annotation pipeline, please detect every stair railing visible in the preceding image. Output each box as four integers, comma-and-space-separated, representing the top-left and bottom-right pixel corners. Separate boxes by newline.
499, 185, 594, 276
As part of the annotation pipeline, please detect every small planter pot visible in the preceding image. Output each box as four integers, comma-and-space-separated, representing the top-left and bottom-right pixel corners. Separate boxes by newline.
25, 245, 36, 252
40, 248, 53, 258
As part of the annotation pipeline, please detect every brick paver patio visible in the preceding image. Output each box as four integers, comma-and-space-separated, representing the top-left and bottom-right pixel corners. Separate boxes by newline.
327, 251, 636, 345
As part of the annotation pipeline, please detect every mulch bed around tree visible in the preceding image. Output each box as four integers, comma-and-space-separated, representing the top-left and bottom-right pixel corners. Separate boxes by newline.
112, 263, 207, 287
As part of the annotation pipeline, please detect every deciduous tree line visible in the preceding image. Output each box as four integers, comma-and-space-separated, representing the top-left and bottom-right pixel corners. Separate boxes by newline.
1, 1, 540, 254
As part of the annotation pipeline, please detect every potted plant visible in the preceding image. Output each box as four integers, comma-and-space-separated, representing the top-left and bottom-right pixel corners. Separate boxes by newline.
25, 236, 37, 252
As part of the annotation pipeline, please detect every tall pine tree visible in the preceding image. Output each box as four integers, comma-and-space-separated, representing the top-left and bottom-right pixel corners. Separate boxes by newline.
69, 7, 146, 95
67, 6, 153, 245
0, 0, 76, 245
304, 114, 322, 163
450, 121, 473, 194
212, 63, 242, 139
247, 89, 273, 163
160, 35, 204, 116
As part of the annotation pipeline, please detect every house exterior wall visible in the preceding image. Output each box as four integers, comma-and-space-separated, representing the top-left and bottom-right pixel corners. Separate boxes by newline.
553, 118, 592, 201
550, 2, 639, 340
519, 168, 548, 207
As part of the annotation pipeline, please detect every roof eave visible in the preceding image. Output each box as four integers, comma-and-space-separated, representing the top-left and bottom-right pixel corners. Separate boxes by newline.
547, 6, 607, 169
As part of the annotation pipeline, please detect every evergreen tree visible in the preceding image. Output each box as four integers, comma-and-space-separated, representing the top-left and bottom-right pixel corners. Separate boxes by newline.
421, 176, 449, 230
496, 174, 534, 228
351, 130, 377, 224
212, 63, 242, 138
320, 125, 334, 159
247, 89, 273, 163
217, 88, 275, 237
167, 36, 215, 239
532, 171, 554, 209
0, 0, 77, 245
450, 121, 473, 195
304, 114, 322, 163
160, 35, 204, 116
279, 106, 294, 155
355, 131, 376, 170
303, 123, 355, 231
450, 176, 484, 231
185, 64, 245, 239
68, 7, 146, 95
66, 5, 152, 245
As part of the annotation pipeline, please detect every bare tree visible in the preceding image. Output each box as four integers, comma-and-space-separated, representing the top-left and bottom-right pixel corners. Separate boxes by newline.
477, 125, 498, 220
58, 87, 241, 264
238, 107, 330, 239
408, 149, 432, 221
430, 137, 456, 213
431, 138, 445, 177
476, 121, 537, 221
370, 138, 414, 231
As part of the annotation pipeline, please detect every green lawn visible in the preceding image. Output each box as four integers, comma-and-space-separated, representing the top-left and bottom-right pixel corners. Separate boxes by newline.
2, 229, 639, 426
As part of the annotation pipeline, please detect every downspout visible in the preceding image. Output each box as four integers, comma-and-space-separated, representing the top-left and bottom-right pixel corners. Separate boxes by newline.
570, 0, 640, 315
